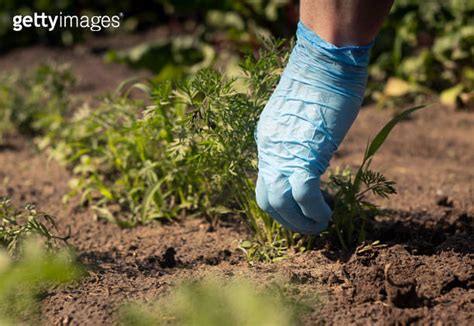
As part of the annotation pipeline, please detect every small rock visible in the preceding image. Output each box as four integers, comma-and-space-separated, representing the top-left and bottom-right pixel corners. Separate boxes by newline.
207, 225, 215, 232
159, 247, 177, 268
436, 195, 454, 207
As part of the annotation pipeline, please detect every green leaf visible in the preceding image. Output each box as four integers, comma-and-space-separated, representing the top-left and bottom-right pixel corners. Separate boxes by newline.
440, 84, 464, 108
141, 180, 165, 222
98, 185, 114, 200
239, 240, 252, 249
365, 105, 427, 161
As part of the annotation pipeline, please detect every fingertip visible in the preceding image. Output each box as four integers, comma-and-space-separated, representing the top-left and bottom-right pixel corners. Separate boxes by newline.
255, 176, 271, 212
289, 171, 332, 225
256, 170, 330, 235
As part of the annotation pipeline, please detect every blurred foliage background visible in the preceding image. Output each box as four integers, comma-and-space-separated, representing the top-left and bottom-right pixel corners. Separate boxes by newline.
0, 0, 473, 105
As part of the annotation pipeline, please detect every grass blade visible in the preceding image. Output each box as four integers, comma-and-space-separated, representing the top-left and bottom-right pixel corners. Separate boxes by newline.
141, 180, 165, 222
365, 105, 427, 161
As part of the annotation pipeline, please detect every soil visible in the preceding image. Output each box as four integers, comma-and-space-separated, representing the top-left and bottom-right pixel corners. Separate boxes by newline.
0, 36, 473, 325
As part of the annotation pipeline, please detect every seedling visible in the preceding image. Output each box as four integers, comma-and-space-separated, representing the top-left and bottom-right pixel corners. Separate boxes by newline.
328, 105, 427, 249
0, 198, 69, 255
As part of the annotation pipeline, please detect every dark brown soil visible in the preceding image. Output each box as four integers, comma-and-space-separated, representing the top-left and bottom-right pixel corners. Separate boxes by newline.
0, 41, 472, 325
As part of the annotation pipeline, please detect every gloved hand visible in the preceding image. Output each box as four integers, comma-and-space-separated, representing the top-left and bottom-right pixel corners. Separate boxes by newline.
255, 21, 373, 235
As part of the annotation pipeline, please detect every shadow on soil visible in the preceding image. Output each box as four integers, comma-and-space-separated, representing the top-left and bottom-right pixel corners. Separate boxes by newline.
371, 209, 473, 255
319, 208, 473, 262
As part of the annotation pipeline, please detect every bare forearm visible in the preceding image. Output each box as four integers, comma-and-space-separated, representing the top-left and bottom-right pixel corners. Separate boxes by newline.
300, 0, 394, 46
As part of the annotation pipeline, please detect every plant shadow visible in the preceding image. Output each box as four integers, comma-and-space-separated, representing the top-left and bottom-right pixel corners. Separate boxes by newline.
318, 208, 473, 262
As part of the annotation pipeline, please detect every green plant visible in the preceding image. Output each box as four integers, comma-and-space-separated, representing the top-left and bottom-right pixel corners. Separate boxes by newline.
105, 36, 216, 81
0, 43, 427, 261
0, 198, 82, 324
103, 0, 294, 79
30, 40, 305, 261
0, 240, 83, 325
328, 105, 427, 249
0, 198, 69, 255
42, 40, 286, 227
370, 0, 474, 107
0, 64, 75, 142
119, 277, 313, 326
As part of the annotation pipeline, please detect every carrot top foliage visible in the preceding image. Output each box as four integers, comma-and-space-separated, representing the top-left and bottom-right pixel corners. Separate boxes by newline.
0, 198, 69, 255
0, 41, 426, 261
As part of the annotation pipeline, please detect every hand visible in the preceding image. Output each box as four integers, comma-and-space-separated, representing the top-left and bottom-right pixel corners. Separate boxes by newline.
255, 22, 372, 235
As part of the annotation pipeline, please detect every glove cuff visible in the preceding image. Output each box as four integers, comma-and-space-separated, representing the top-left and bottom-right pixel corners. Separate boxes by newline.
297, 21, 374, 67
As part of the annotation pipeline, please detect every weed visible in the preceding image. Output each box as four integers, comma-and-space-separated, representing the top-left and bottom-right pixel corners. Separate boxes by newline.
0, 198, 69, 255
0, 198, 82, 324
328, 105, 427, 249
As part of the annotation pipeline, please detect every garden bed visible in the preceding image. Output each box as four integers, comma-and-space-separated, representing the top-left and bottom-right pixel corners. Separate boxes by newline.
0, 45, 473, 325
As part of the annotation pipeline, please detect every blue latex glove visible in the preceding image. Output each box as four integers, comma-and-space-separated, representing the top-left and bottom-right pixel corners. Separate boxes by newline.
255, 21, 373, 235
